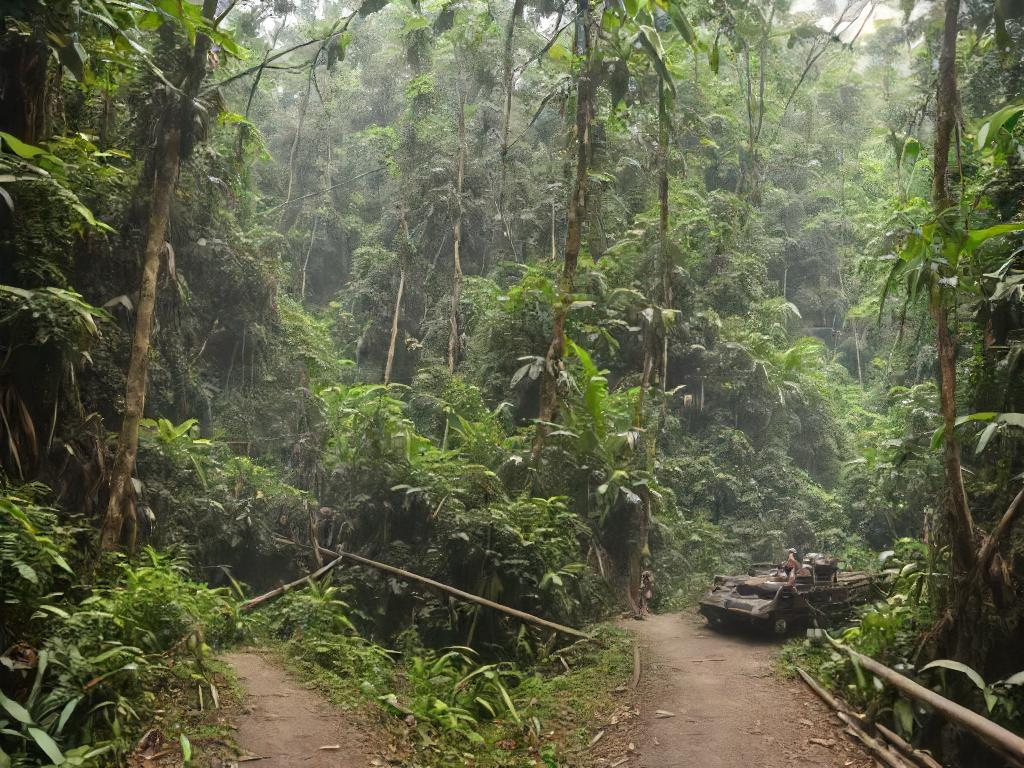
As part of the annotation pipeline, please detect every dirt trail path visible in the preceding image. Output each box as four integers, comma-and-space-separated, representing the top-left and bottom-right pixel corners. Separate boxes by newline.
224, 651, 378, 767
631, 612, 875, 768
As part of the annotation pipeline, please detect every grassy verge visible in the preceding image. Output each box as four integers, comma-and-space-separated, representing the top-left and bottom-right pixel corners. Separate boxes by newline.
246, 590, 636, 768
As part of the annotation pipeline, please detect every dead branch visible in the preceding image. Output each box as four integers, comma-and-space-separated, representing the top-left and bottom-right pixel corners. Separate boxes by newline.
976, 484, 1024, 578
240, 556, 345, 610
797, 668, 942, 768
313, 544, 591, 639
243, 539, 591, 640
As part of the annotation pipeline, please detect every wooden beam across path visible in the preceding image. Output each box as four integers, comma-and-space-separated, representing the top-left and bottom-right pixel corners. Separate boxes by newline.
240, 543, 592, 641
316, 544, 592, 640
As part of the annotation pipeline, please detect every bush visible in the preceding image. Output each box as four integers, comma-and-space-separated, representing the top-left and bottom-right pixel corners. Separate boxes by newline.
1, 484, 243, 765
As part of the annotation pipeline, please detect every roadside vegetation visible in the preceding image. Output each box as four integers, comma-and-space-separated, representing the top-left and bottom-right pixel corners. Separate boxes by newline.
2, 0, 1024, 764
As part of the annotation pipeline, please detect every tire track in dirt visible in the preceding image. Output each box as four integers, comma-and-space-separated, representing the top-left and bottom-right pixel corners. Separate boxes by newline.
630, 612, 876, 768
224, 651, 380, 767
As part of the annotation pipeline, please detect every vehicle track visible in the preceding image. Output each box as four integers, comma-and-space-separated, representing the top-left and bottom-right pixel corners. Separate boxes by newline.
224, 651, 379, 767
631, 612, 876, 768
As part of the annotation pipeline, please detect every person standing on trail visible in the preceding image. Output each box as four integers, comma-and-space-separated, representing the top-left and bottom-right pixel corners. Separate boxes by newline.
637, 565, 655, 619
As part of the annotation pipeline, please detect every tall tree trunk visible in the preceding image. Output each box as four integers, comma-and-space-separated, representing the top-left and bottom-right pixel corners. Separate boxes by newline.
101, 0, 218, 550
532, 1, 595, 459
279, 68, 313, 233
930, 0, 975, 584
448, 88, 466, 374
385, 212, 412, 385
928, 0, 983, 671
629, 76, 671, 613
0, 28, 49, 144
658, 77, 672, 391
497, 0, 525, 259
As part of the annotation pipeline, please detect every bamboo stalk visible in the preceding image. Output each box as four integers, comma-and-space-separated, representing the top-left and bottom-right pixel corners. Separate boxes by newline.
242, 540, 591, 640
240, 556, 345, 610
840, 721, 913, 768
798, 667, 944, 768
314, 544, 591, 640
874, 723, 944, 768
845, 649, 1024, 761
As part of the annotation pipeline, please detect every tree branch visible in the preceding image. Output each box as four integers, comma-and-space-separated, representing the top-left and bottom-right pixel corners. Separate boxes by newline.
977, 484, 1024, 578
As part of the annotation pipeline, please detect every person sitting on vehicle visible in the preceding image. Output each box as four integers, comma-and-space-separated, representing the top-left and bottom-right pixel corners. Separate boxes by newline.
783, 548, 799, 577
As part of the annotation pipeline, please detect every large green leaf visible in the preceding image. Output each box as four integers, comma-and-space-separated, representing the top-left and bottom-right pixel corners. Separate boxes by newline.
28, 727, 65, 765
976, 104, 1024, 151
0, 690, 33, 725
0, 132, 46, 159
930, 411, 998, 449
921, 659, 987, 692
637, 27, 676, 96
893, 697, 914, 735
668, 2, 696, 45
962, 221, 1024, 256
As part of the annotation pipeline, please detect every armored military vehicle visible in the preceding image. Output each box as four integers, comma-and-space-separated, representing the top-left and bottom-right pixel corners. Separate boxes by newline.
698, 555, 876, 635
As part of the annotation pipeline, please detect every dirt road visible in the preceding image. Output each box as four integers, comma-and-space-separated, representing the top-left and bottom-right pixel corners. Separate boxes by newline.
632, 612, 875, 768
224, 651, 378, 767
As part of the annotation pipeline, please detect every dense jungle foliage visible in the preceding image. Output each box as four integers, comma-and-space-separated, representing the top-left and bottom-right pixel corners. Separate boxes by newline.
1, 0, 1023, 763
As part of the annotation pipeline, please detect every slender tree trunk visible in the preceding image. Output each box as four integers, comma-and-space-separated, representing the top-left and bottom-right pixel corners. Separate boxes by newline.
0, 28, 49, 144
101, 0, 218, 550
658, 78, 672, 391
928, 0, 983, 669
385, 212, 411, 385
279, 68, 313, 233
384, 271, 405, 385
533, 2, 595, 459
497, 0, 525, 258
550, 197, 557, 261
448, 88, 466, 374
300, 213, 319, 301
930, 0, 974, 580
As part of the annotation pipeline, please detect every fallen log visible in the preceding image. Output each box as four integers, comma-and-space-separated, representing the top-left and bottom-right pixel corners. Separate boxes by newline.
874, 723, 944, 768
312, 544, 592, 640
797, 667, 943, 768
631, 640, 641, 690
840, 721, 914, 768
240, 556, 345, 610
843, 647, 1024, 763
242, 541, 591, 639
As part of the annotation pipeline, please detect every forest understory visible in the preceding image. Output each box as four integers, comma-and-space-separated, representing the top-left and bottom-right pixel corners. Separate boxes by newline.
2, 0, 1024, 764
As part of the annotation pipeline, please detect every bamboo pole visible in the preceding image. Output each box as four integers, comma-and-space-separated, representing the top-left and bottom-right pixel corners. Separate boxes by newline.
874, 723, 945, 768
313, 544, 591, 640
242, 541, 592, 640
845, 648, 1024, 761
797, 668, 934, 768
839, 720, 913, 768
240, 556, 345, 610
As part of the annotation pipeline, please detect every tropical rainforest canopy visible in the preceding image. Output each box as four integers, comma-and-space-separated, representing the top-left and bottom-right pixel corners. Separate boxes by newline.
1, 0, 1023, 764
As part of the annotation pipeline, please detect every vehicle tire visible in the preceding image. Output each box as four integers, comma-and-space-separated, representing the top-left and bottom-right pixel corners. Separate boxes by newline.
773, 618, 788, 635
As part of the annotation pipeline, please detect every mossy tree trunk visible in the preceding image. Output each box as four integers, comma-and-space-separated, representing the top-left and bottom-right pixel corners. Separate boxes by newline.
448, 85, 466, 374
100, 0, 219, 551
533, 0, 595, 459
